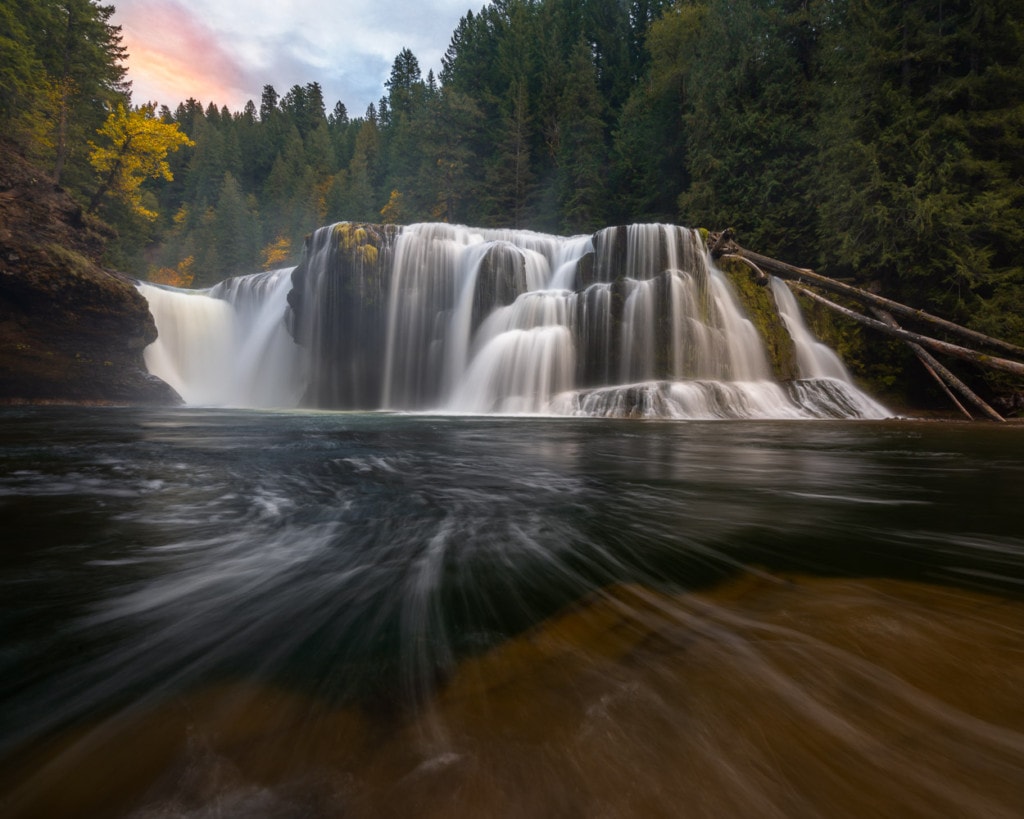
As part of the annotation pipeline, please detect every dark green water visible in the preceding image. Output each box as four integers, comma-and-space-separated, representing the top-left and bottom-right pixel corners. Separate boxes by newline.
1, 408, 1023, 817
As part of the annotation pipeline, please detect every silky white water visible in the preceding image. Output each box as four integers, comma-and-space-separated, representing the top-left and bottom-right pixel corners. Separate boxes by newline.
771, 276, 853, 380
137, 222, 888, 419
139, 268, 304, 408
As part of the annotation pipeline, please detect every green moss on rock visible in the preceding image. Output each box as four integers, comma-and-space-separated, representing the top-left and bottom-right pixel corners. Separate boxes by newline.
719, 258, 798, 381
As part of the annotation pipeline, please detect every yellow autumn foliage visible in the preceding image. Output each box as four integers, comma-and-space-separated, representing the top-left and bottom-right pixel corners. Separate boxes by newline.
333, 222, 380, 266
261, 235, 292, 270
334, 222, 356, 249
88, 103, 193, 220
358, 244, 379, 265
147, 256, 195, 288
380, 189, 404, 224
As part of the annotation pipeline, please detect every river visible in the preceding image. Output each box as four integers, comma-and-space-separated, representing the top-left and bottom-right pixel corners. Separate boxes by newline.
1, 407, 1023, 817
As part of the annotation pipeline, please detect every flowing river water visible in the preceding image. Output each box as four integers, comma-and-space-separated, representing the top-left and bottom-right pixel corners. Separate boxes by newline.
2, 407, 1023, 817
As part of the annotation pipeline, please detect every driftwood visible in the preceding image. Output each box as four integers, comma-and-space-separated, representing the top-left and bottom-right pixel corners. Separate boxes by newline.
789, 283, 1024, 379
711, 230, 1024, 362
870, 307, 1004, 422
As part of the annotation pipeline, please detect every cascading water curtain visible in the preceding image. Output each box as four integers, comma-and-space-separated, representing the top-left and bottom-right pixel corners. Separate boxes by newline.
139, 222, 889, 419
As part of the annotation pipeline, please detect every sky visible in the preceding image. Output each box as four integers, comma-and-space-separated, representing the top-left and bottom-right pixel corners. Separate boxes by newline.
111, 0, 473, 116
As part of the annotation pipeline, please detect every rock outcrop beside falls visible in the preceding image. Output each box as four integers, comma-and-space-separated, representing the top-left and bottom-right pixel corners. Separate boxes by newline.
0, 143, 179, 405
288, 222, 399, 408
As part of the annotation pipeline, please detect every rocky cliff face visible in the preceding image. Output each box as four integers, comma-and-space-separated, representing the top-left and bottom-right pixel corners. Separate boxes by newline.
0, 143, 179, 405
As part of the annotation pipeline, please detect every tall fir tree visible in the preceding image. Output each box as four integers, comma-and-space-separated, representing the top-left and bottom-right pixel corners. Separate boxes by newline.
418, 88, 482, 223
611, 1, 704, 222
39, 0, 129, 187
677, 0, 826, 263
556, 38, 608, 233
484, 78, 536, 228
816, 0, 1024, 334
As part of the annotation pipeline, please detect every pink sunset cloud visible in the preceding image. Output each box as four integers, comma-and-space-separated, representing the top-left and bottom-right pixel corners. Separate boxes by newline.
114, 0, 252, 108
111, 0, 479, 115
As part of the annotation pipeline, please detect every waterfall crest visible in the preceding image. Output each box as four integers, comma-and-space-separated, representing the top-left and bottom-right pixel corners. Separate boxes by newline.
138, 222, 888, 419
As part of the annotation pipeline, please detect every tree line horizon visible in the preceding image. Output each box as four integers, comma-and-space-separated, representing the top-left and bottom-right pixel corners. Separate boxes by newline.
2, 0, 1022, 376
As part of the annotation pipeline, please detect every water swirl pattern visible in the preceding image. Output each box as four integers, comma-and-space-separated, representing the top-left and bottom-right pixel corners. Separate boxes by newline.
1, 410, 1022, 817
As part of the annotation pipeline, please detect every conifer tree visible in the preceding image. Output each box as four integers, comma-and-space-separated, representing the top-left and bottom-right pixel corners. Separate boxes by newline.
330, 116, 382, 222
677, 0, 824, 262
386, 48, 423, 118
183, 115, 227, 209
419, 88, 481, 223
612, 1, 704, 222
381, 48, 427, 216
329, 101, 348, 128
38, 0, 129, 186
484, 78, 536, 228
205, 171, 260, 284
817, 0, 1024, 331
556, 39, 608, 233
0, 0, 47, 147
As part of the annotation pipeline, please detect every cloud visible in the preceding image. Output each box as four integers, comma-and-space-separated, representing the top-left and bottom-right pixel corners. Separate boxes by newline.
113, 0, 471, 113
115, 0, 253, 107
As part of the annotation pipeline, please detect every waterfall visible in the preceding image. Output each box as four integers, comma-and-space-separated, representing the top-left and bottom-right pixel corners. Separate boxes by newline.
771, 277, 852, 380
137, 284, 238, 406
210, 268, 306, 407
139, 222, 889, 419
138, 269, 304, 408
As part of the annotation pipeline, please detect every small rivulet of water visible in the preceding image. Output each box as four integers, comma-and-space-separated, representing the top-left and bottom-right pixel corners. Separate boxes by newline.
138, 222, 889, 419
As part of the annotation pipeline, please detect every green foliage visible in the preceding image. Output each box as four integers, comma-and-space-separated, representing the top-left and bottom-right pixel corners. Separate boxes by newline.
201, 172, 261, 285
385, 49, 423, 118
611, 1, 704, 221
418, 87, 482, 223
720, 259, 798, 381
816, 0, 1024, 330
556, 39, 609, 233
0, 0, 128, 184
483, 78, 535, 228
0, 1, 47, 145
677, 0, 826, 263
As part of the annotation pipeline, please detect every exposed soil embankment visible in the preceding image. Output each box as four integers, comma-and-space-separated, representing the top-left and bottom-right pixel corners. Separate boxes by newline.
0, 142, 178, 404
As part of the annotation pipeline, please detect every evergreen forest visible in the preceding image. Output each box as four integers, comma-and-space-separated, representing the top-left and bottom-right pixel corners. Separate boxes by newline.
3, 0, 1023, 367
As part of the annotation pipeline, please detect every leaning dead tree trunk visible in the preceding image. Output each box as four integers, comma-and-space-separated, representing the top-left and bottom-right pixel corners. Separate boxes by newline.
709, 229, 1023, 417
870, 307, 1005, 422
790, 284, 1024, 379
710, 230, 1024, 362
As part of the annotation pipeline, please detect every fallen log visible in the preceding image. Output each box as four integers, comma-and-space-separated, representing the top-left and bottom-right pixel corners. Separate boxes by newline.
870, 307, 1004, 422
710, 231, 1024, 362
917, 359, 974, 420
788, 283, 1024, 379
719, 253, 768, 285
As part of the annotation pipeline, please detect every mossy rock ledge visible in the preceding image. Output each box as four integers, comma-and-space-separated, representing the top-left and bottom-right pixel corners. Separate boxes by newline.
0, 143, 180, 405
719, 257, 799, 382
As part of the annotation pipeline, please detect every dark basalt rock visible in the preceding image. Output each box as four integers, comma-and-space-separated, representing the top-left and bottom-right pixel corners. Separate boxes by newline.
288, 222, 399, 409
471, 242, 528, 332
0, 142, 180, 405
